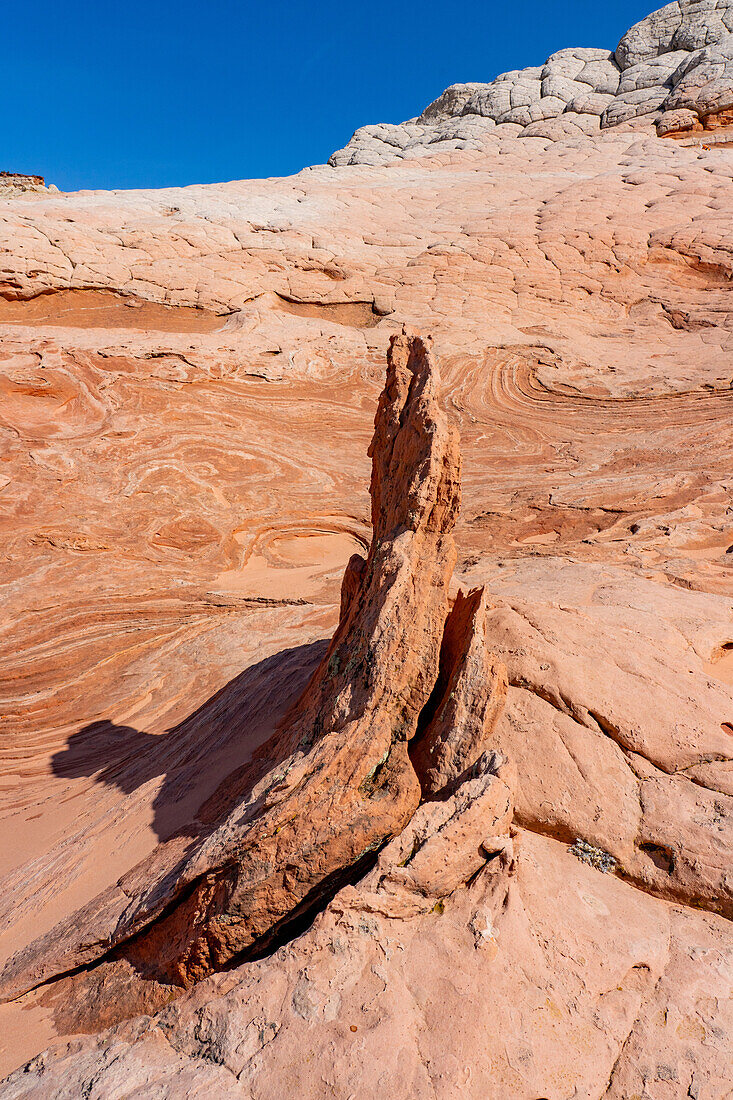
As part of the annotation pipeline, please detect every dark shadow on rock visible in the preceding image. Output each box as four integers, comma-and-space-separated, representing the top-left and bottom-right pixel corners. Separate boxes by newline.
51, 639, 329, 842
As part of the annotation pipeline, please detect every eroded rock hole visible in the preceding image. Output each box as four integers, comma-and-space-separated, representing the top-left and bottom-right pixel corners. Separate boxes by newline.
0, 288, 228, 332
275, 295, 383, 329
639, 842, 675, 875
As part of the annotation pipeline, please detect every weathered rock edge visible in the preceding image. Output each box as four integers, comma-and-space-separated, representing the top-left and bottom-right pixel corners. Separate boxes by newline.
0, 334, 507, 1006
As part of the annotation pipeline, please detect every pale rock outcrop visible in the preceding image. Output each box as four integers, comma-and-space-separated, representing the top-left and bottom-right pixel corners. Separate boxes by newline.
419, 83, 487, 122
658, 36, 733, 129
617, 50, 690, 92
656, 104, 704, 130
520, 112, 601, 140
540, 73, 587, 104
502, 95, 568, 127
487, 573, 733, 917
567, 90, 616, 115
616, 0, 733, 67
328, 0, 733, 164
462, 82, 512, 119
3, 826, 731, 1099
576, 56, 622, 94
601, 85, 671, 127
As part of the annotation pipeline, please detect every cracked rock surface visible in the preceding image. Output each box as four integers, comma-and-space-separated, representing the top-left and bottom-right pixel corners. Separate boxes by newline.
3, 827, 731, 1099
329, 0, 733, 163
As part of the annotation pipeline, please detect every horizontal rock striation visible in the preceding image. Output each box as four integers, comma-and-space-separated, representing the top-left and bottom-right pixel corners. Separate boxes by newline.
0, 172, 53, 196
0, 172, 45, 186
328, 0, 733, 164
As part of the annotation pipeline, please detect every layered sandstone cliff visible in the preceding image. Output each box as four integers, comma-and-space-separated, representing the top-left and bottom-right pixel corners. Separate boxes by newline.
0, 172, 53, 197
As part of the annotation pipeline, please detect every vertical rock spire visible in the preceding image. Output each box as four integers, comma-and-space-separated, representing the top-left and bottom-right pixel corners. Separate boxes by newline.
0, 335, 508, 1015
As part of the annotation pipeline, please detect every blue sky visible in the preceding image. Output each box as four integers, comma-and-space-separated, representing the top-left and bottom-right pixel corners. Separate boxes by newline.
6, 2, 653, 191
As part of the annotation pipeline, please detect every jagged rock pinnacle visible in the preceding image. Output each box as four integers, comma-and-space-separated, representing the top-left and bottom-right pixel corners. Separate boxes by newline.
0, 336, 508, 1025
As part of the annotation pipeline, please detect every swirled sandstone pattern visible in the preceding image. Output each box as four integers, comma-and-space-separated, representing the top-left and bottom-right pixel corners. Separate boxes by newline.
0, 334, 508, 1019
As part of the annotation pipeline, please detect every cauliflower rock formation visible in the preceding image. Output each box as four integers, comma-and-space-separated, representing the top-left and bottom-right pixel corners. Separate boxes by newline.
329, 0, 733, 164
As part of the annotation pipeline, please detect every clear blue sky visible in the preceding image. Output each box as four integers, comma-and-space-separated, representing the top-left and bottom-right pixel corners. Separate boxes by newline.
6, 2, 653, 192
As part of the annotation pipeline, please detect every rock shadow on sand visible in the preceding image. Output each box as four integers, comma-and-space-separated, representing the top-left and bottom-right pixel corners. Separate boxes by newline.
50, 639, 328, 843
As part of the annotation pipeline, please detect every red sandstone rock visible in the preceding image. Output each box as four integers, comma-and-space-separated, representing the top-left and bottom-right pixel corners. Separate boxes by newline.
0, 335, 487, 1012
410, 587, 508, 798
